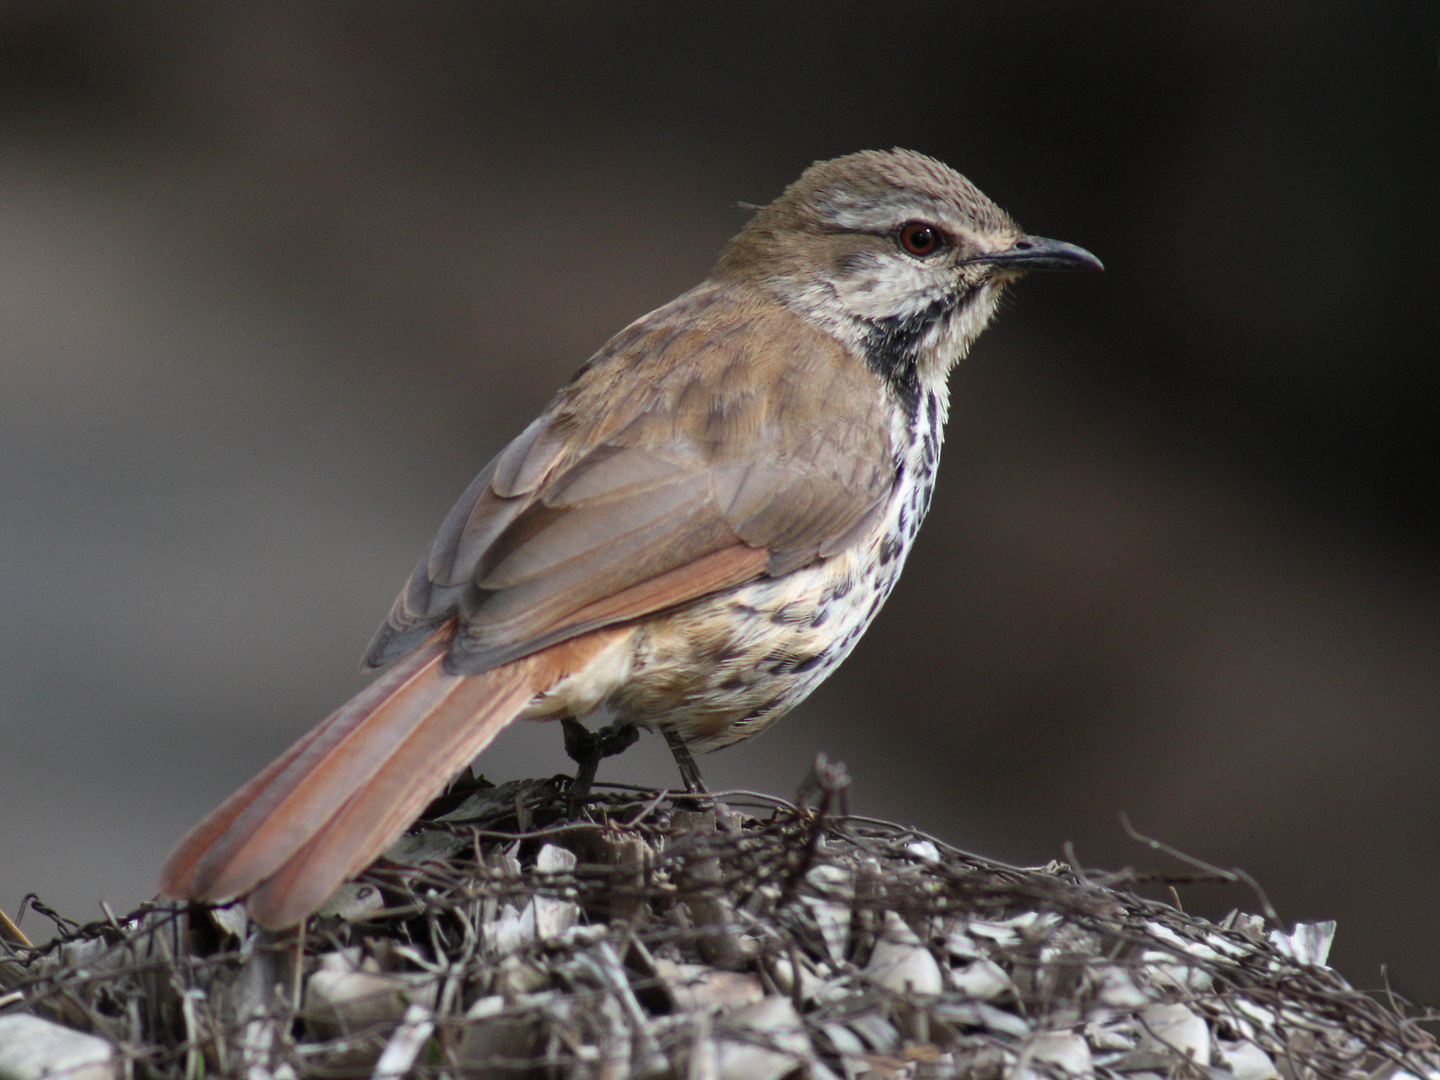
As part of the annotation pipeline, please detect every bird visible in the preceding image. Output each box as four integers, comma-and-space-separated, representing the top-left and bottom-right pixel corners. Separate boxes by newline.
159, 149, 1101, 928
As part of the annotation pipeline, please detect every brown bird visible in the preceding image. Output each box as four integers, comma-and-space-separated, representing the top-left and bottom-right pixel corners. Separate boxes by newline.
159, 149, 1101, 928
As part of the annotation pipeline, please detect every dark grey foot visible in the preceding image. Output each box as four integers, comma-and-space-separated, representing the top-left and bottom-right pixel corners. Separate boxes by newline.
662, 726, 709, 795
562, 718, 640, 806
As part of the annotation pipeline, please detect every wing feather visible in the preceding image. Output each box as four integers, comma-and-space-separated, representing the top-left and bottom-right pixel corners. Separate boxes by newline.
366, 281, 898, 676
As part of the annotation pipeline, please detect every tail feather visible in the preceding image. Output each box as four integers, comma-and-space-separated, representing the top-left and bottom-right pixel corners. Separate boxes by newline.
245, 665, 537, 927
157, 631, 451, 901
193, 644, 473, 903
159, 626, 628, 928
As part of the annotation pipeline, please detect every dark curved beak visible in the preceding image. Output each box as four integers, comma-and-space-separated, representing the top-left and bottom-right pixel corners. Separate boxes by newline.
965, 235, 1104, 273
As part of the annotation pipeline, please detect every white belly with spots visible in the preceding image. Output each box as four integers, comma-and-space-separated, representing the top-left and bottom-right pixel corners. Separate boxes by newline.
600, 385, 948, 751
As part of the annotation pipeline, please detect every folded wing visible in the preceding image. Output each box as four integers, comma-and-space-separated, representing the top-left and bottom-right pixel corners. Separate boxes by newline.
365, 281, 899, 676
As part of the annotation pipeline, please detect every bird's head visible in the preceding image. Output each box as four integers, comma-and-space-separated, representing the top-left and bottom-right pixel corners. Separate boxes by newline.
717, 148, 1101, 385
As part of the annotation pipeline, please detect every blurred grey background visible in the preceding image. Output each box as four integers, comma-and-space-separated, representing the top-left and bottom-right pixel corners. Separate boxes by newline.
3, 2, 1439, 1002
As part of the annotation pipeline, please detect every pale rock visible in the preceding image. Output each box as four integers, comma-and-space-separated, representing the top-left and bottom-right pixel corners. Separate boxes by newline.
494, 954, 550, 996
1138, 1003, 1211, 1064
945, 927, 982, 960
805, 864, 854, 964
482, 901, 529, 957
304, 950, 435, 1039
866, 911, 943, 996
208, 901, 250, 938
1217, 1039, 1280, 1080
0, 1015, 117, 1080
1092, 965, 1152, 1008
905, 840, 941, 862
1028, 1030, 1094, 1077
372, 1003, 435, 1080
535, 844, 576, 874
950, 958, 1014, 1001
465, 995, 506, 1021
1145, 922, 1222, 962
1084, 1017, 1137, 1051
767, 955, 826, 1004
968, 912, 1061, 947
714, 997, 814, 1080
531, 893, 578, 943
457, 993, 548, 1073
655, 959, 765, 1013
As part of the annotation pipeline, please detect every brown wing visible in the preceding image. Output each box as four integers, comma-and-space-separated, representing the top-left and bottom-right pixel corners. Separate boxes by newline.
365, 280, 897, 676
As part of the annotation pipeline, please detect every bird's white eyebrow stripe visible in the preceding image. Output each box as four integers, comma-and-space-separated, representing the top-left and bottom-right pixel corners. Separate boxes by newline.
818, 192, 954, 232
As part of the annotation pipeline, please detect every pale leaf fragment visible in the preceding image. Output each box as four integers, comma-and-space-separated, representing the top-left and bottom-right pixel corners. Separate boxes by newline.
1268, 921, 1337, 968
1217, 1039, 1280, 1080
0, 1015, 118, 1080
1029, 1030, 1095, 1077
1138, 1003, 1211, 1064
713, 997, 814, 1080
950, 958, 1014, 1001
866, 911, 943, 996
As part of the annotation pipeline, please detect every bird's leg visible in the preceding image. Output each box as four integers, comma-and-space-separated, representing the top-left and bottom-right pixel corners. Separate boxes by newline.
561, 718, 600, 805
662, 725, 709, 795
594, 720, 641, 760
562, 718, 639, 806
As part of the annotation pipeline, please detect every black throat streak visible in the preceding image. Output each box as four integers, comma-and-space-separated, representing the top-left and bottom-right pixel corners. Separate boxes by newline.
860, 290, 963, 417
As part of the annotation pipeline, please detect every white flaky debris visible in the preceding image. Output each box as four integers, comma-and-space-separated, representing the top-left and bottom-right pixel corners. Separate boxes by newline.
302, 949, 436, 1039
2, 782, 1435, 1080
804, 863, 854, 964
457, 993, 548, 1071
1138, 1003, 1211, 1063
713, 997, 817, 1080
865, 911, 944, 996
1269, 920, 1338, 968
371, 1002, 435, 1080
532, 843, 581, 941
945, 926, 982, 960
0, 1015, 117, 1080
905, 840, 942, 863
1091, 964, 1153, 1008
950, 958, 1014, 1001
1218, 1038, 1282, 1080
208, 900, 251, 938
1025, 1030, 1095, 1078
315, 880, 387, 921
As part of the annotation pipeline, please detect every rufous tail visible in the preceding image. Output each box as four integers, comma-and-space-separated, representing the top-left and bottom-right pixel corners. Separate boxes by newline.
159, 625, 619, 928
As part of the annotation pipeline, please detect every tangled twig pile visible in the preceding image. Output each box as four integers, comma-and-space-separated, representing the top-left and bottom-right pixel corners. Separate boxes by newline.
2, 764, 1437, 1080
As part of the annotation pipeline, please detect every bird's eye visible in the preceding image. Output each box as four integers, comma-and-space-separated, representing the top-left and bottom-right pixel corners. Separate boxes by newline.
899, 222, 943, 257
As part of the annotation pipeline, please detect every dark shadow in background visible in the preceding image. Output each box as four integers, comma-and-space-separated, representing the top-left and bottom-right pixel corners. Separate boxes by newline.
2, 1, 1438, 1001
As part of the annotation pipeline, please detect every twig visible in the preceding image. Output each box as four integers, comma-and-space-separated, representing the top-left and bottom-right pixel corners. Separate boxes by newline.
1120, 812, 1280, 921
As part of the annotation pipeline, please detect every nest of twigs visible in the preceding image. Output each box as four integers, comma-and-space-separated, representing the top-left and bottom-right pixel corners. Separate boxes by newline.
2, 761, 1437, 1080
